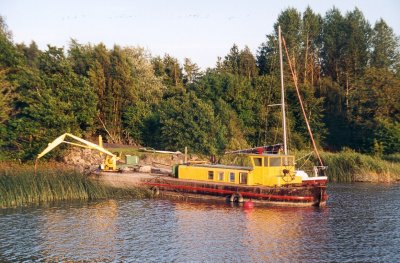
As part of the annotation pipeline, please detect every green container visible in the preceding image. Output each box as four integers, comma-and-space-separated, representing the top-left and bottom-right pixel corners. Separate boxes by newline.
125, 155, 139, 165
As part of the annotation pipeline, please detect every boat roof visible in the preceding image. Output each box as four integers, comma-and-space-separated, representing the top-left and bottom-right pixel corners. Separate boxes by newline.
225, 144, 283, 155
189, 164, 253, 171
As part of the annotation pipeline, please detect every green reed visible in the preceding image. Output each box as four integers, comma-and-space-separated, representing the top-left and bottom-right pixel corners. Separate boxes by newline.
296, 150, 400, 183
0, 163, 151, 208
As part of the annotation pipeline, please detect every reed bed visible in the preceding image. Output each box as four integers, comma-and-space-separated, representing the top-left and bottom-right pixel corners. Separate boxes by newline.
295, 150, 400, 183
0, 162, 151, 208
382, 153, 400, 163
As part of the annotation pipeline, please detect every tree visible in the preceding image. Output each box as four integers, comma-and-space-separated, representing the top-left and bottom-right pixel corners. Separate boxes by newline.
286, 83, 327, 149
222, 44, 241, 75
159, 91, 218, 155
321, 7, 347, 82
214, 98, 249, 152
349, 67, 400, 152
0, 69, 13, 151
0, 16, 23, 68
374, 119, 400, 155
0, 69, 12, 124
162, 54, 183, 87
68, 39, 93, 76
322, 8, 371, 112
183, 57, 202, 84
274, 7, 303, 80
342, 8, 371, 81
301, 7, 323, 85
256, 34, 278, 75
370, 19, 400, 71
220, 44, 258, 78
121, 47, 164, 145
239, 46, 258, 79
274, 8, 302, 53
88, 44, 136, 143
16, 41, 41, 68
37, 46, 97, 133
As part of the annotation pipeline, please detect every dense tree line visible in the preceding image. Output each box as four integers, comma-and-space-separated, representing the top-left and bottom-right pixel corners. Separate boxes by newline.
0, 7, 399, 160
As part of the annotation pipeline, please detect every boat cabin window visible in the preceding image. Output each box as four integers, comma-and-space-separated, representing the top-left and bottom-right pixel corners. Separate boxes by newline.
269, 157, 281, 167
229, 172, 235, 183
218, 171, 224, 181
264, 157, 268, 167
239, 172, 248, 184
253, 157, 262, 166
208, 171, 214, 180
282, 157, 294, 166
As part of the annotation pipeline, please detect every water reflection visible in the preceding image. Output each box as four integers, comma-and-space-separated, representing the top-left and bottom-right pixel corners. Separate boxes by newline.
166, 201, 334, 262
39, 200, 120, 262
0, 184, 400, 262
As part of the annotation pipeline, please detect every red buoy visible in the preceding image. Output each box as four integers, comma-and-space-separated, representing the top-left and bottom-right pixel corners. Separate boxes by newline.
243, 200, 254, 209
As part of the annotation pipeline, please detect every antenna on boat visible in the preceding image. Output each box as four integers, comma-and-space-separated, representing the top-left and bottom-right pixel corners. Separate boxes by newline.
278, 26, 288, 155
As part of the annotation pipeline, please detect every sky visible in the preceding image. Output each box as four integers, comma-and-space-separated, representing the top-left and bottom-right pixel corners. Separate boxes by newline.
1, 0, 399, 69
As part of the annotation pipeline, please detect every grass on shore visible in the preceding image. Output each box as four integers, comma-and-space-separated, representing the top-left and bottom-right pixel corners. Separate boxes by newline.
296, 150, 400, 183
0, 163, 151, 208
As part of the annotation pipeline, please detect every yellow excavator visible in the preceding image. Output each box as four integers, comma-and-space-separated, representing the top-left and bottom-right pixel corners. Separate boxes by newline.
35, 133, 119, 171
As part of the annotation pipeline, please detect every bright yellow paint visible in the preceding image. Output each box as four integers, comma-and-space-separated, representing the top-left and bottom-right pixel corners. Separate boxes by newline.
178, 154, 303, 187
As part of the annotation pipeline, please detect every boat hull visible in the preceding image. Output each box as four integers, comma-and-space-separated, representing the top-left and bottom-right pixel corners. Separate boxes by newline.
142, 175, 327, 207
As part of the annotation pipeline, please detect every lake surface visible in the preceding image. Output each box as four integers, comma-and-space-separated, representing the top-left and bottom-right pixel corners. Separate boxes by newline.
1, 183, 399, 262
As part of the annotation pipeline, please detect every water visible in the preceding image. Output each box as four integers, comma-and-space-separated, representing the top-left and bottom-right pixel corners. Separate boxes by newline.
1, 183, 399, 262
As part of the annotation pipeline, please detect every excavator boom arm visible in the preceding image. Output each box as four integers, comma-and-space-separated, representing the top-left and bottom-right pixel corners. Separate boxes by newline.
37, 133, 67, 159
36, 133, 116, 159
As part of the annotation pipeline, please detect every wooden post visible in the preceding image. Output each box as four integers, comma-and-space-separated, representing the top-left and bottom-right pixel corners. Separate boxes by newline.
185, 147, 188, 163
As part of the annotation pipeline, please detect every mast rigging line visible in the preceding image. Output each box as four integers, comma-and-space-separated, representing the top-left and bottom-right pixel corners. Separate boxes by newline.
281, 34, 324, 167
278, 26, 288, 156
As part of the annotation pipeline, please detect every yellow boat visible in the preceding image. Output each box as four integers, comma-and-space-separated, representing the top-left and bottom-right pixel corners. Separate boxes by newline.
142, 143, 327, 207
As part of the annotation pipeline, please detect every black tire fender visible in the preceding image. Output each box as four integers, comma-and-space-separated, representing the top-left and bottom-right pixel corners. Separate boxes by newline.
229, 193, 244, 203
150, 186, 160, 196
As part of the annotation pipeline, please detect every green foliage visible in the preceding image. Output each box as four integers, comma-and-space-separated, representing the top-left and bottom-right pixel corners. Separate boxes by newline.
0, 69, 13, 124
183, 58, 202, 84
5, 46, 97, 159
320, 7, 347, 82
87, 45, 164, 144
346, 67, 400, 152
159, 90, 218, 155
342, 8, 371, 77
122, 47, 164, 144
274, 8, 302, 55
0, 17, 23, 68
16, 41, 41, 68
220, 45, 258, 78
256, 34, 278, 75
1, 7, 400, 161
374, 119, 400, 155
371, 19, 400, 71
382, 154, 400, 163
286, 83, 327, 149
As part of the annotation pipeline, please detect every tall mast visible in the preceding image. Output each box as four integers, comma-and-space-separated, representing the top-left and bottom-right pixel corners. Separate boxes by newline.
278, 26, 288, 155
